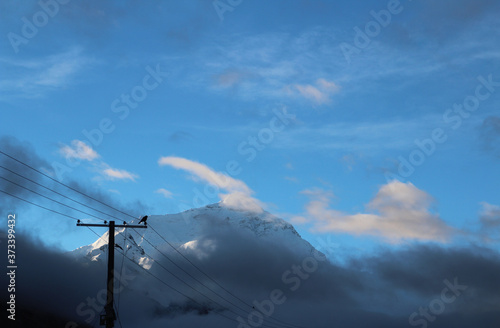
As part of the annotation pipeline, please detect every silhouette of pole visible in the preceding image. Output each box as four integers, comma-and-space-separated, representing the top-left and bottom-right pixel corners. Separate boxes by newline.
105, 220, 115, 328
77, 219, 147, 327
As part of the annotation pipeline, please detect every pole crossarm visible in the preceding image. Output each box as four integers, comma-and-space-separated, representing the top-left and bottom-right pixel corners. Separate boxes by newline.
77, 222, 147, 229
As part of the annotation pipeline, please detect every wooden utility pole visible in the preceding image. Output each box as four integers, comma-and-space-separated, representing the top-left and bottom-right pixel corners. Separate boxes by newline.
77, 220, 147, 328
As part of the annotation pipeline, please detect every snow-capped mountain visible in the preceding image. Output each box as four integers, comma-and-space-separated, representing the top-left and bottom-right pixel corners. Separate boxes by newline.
70, 201, 325, 314
72, 201, 320, 268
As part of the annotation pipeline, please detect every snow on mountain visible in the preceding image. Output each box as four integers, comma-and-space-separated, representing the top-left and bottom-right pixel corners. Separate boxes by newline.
72, 201, 319, 267
70, 201, 324, 311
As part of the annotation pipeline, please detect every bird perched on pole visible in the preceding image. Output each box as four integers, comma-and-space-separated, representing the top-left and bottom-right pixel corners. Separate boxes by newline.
138, 215, 148, 225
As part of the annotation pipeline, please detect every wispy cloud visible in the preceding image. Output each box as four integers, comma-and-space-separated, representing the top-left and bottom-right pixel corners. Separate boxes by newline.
158, 156, 263, 212
155, 188, 173, 198
0, 47, 94, 98
286, 78, 340, 105
101, 166, 138, 181
59, 140, 99, 161
273, 117, 437, 154
292, 181, 455, 243
160, 14, 499, 107
479, 202, 500, 230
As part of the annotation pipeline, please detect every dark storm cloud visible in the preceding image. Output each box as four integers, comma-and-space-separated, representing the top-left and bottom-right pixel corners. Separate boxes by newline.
0, 232, 104, 327
0, 136, 50, 198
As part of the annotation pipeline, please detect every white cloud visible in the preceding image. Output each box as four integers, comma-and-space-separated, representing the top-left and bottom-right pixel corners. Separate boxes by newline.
158, 157, 251, 193
287, 78, 340, 105
293, 181, 455, 243
156, 188, 173, 199
101, 167, 138, 181
479, 202, 500, 229
59, 140, 99, 161
158, 156, 263, 212
219, 192, 264, 213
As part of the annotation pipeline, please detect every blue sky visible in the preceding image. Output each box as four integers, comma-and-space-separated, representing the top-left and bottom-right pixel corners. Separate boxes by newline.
1, 0, 499, 253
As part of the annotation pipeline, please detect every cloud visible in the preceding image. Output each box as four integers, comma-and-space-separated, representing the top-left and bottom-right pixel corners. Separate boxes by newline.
59, 140, 99, 161
158, 156, 263, 212
479, 202, 500, 230
219, 191, 263, 213
286, 78, 340, 105
156, 188, 173, 199
57, 140, 139, 183
294, 181, 455, 243
273, 117, 433, 153
0, 47, 94, 99
0, 136, 55, 211
34, 48, 88, 87
101, 166, 138, 181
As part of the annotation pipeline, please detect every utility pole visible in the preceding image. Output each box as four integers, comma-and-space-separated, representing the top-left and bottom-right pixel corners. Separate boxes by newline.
77, 220, 147, 328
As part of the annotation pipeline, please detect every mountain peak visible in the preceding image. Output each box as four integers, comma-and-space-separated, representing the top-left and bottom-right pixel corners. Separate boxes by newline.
217, 192, 264, 213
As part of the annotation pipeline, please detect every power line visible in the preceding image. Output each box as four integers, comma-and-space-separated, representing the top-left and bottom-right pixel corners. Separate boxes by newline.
148, 224, 255, 305
92, 225, 288, 328
112, 241, 273, 328
0, 175, 106, 222
0, 188, 80, 221
113, 303, 123, 328
0, 150, 136, 219
148, 224, 306, 328
131, 230, 292, 328
128, 230, 289, 328
0, 165, 123, 221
